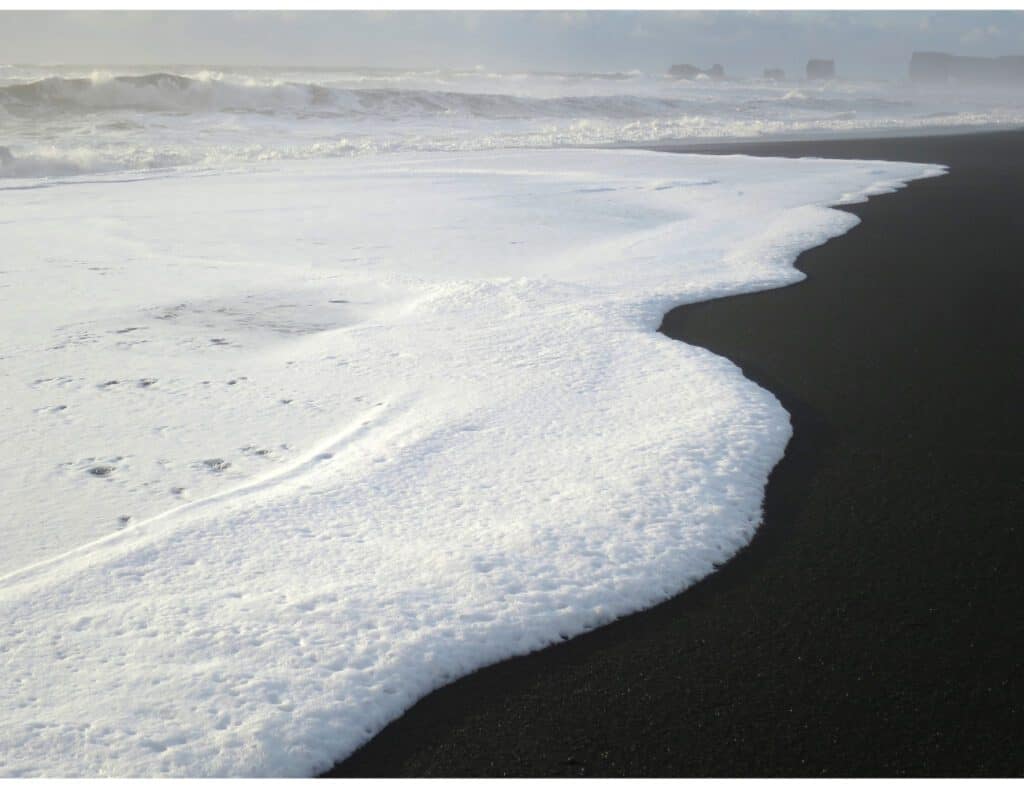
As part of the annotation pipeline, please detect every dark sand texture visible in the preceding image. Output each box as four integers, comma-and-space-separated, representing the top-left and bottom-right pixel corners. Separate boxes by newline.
325, 130, 1024, 777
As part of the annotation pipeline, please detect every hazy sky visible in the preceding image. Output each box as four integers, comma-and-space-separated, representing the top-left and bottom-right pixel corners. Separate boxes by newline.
3, 10, 1024, 79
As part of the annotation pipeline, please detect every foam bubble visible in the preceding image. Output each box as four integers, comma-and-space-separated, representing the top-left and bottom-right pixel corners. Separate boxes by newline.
0, 149, 943, 776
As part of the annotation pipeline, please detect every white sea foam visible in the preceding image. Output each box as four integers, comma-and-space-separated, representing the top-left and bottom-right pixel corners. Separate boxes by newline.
0, 150, 943, 776
0, 65, 1019, 177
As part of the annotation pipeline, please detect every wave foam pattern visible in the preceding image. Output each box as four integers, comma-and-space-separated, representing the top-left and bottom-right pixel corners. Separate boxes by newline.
0, 65, 1019, 177
0, 150, 943, 776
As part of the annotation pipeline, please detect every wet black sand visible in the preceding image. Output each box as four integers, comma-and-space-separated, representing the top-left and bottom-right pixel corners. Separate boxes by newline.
324, 130, 1024, 777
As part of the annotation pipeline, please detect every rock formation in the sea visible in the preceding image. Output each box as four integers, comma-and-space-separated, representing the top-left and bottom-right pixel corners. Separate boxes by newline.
669, 63, 701, 79
806, 59, 836, 80
910, 51, 1024, 85
668, 63, 726, 80
763, 68, 786, 81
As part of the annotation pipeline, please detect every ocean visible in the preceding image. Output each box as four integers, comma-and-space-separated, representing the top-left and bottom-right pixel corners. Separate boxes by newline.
1, 64, 1022, 178
0, 64, 957, 776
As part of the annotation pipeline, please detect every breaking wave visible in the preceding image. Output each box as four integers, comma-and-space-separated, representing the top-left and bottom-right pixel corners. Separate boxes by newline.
2, 67, 1023, 180
0, 71, 911, 120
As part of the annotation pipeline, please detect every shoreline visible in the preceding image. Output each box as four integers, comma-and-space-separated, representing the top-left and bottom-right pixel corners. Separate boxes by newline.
606, 120, 1021, 151
325, 129, 1024, 777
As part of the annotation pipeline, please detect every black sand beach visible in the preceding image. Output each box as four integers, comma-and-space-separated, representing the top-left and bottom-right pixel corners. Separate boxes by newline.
325, 130, 1024, 777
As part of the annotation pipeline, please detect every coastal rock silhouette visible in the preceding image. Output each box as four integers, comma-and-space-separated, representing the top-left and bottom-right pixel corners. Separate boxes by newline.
669, 63, 725, 80
910, 51, 1024, 85
806, 59, 835, 80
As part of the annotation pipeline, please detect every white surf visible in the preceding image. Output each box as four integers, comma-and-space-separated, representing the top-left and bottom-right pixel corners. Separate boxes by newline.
0, 149, 942, 776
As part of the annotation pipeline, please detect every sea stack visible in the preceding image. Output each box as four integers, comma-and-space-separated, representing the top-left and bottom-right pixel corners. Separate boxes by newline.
668, 63, 725, 80
806, 59, 835, 80
668, 63, 701, 79
910, 51, 1024, 85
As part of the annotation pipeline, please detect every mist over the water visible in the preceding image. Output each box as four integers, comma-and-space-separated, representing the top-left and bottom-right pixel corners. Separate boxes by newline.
5, 10, 1024, 78
2, 63, 1024, 179
3, 11, 1024, 179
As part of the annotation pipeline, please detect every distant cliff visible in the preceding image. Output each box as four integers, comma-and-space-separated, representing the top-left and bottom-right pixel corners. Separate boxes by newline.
910, 52, 1024, 85
806, 59, 835, 80
668, 63, 725, 80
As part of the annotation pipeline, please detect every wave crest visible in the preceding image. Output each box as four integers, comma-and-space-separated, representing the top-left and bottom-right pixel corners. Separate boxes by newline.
0, 70, 910, 120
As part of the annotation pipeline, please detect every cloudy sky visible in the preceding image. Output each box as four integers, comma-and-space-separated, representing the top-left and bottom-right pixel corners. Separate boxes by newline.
3, 10, 1024, 79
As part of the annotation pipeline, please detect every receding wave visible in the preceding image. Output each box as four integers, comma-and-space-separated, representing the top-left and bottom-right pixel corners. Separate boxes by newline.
0, 144, 194, 178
